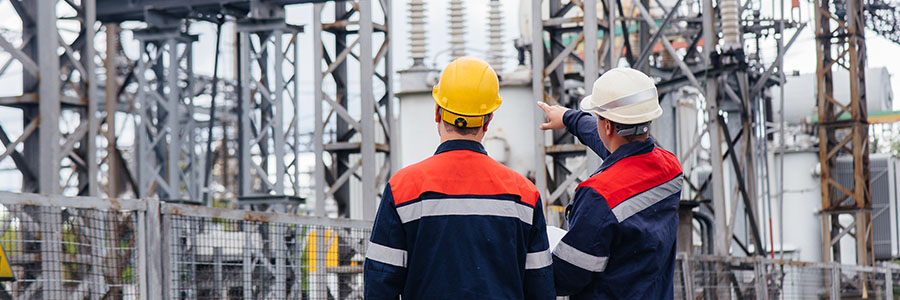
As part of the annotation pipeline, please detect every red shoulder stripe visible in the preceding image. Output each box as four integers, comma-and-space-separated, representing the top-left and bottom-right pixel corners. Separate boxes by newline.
389, 151, 539, 206
578, 148, 682, 209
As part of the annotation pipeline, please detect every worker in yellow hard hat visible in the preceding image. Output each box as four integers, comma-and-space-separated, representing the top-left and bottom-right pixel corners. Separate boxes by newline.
538, 67, 683, 299
365, 57, 555, 299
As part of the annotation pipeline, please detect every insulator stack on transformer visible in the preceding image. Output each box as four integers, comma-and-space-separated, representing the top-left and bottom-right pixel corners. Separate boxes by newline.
487, 0, 504, 73
720, 0, 742, 50
448, 0, 466, 60
409, 0, 427, 66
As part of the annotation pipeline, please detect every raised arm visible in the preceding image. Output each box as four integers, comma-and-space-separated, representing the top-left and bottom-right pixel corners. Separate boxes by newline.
537, 102, 610, 159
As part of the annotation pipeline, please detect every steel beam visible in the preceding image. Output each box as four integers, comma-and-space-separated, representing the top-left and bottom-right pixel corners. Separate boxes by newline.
235, 16, 303, 211
36, 0, 61, 195
133, 28, 202, 202
313, 0, 393, 220
815, 0, 873, 267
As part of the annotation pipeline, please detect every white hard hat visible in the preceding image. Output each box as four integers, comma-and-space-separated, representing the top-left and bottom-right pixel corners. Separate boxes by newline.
579, 67, 663, 125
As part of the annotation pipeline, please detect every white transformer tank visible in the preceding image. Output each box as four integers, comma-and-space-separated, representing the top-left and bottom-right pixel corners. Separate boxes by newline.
771, 67, 893, 125
396, 73, 538, 177
771, 150, 824, 262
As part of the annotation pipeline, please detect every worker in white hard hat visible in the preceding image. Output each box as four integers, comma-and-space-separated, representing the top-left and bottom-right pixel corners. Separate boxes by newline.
365, 57, 555, 299
538, 67, 683, 299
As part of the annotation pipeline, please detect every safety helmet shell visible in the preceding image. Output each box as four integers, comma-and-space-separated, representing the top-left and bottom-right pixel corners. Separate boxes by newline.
432, 57, 503, 125
580, 67, 663, 125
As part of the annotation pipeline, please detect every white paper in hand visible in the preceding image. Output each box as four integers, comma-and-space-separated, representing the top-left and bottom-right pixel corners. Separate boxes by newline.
546, 226, 568, 251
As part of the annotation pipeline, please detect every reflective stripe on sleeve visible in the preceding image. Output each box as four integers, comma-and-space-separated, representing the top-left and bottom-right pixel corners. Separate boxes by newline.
366, 241, 408, 268
552, 241, 608, 272
525, 248, 552, 269
611, 175, 682, 222
396, 198, 533, 224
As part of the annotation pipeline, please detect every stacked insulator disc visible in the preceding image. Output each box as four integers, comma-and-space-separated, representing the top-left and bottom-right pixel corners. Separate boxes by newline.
409, 0, 427, 66
487, 0, 504, 74
448, 0, 466, 60
720, 0, 742, 50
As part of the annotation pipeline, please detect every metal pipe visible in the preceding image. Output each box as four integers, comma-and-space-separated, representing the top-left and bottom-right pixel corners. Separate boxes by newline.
203, 18, 224, 205
777, 19, 787, 260
694, 210, 715, 254
105, 23, 120, 198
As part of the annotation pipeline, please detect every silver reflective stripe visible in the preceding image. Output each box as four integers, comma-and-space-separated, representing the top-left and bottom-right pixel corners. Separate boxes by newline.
611, 175, 683, 222
396, 198, 533, 225
552, 241, 608, 272
525, 248, 552, 269
583, 87, 658, 112
366, 241, 408, 268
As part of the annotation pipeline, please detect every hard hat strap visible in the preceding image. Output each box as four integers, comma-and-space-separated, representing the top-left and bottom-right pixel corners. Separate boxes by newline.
439, 108, 487, 128
585, 87, 658, 112
614, 122, 651, 136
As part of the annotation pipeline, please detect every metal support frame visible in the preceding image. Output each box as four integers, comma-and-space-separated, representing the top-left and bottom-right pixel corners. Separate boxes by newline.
531, 0, 707, 225
0, 0, 98, 196
313, 0, 393, 220
815, 0, 873, 270
236, 16, 304, 211
532, 0, 602, 226
133, 27, 203, 202
530, 0, 795, 259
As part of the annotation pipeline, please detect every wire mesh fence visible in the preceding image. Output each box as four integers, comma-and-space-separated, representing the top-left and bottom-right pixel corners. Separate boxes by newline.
160, 204, 371, 300
676, 255, 900, 300
3, 192, 900, 299
0, 199, 143, 300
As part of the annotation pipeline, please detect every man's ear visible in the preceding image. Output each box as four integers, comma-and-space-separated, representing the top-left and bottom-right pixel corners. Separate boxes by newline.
482, 114, 493, 132
435, 105, 442, 123
602, 119, 614, 136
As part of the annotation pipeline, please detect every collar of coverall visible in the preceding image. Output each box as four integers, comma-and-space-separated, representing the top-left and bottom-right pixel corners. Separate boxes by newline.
591, 137, 657, 175
434, 139, 488, 156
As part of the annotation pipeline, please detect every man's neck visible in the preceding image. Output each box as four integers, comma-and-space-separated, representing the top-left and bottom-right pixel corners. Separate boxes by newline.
606, 136, 647, 153
440, 135, 482, 143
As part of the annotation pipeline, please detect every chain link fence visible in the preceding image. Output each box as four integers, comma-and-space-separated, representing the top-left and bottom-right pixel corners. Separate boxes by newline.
0, 192, 372, 300
675, 254, 900, 300
0, 193, 145, 300
2, 192, 900, 299
160, 205, 370, 300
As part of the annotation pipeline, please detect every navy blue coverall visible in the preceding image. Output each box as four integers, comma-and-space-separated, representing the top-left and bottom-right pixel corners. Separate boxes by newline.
552, 110, 683, 299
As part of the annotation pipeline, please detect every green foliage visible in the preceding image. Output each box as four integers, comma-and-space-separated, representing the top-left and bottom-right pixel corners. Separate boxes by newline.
873, 124, 900, 156
211, 198, 234, 227
0, 215, 16, 253
122, 265, 134, 283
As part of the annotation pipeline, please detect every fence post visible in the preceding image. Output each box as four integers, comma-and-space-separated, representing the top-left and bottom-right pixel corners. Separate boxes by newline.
831, 263, 841, 300
40, 206, 63, 299
886, 265, 894, 300
145, 198, 163, 300
680, 253, 694, 300
313, 229, 328, 299
243, 221, 253, 299
138, 205, 148, 298
755, 258, 766, 300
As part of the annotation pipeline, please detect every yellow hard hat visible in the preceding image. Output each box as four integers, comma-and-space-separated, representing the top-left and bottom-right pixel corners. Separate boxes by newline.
433, 57, 502, 128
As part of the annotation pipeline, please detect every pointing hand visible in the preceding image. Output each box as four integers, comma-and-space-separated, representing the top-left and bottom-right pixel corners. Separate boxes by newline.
537, 102, 568, 130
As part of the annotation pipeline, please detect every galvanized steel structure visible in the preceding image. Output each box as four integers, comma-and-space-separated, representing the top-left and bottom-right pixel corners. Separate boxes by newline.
1, 0, 899, 297
0, 0, 393, 297
529, 0, 802, 262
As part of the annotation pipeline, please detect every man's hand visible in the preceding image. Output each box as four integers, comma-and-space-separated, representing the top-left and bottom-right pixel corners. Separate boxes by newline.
537, 102, 568, 130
